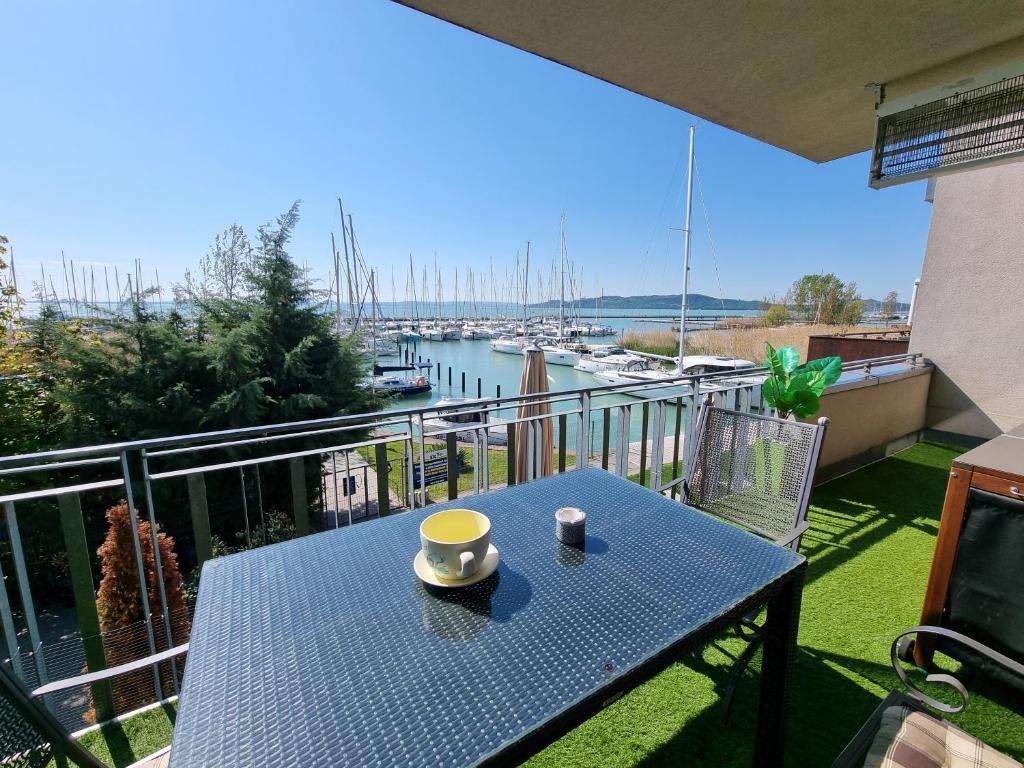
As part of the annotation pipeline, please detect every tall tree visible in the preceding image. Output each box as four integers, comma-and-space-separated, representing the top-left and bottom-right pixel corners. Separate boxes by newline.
791, 273, 862, 325
880, 290, 899, 318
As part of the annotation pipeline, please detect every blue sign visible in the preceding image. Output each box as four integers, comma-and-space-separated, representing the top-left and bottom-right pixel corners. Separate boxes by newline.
412, 449, 449, 489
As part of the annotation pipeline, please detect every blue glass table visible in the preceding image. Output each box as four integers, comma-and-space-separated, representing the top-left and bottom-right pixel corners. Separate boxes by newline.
170, 468, 805, 767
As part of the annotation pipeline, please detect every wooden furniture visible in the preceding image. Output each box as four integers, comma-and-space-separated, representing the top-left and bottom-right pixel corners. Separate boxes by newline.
913, 429, 1024, 668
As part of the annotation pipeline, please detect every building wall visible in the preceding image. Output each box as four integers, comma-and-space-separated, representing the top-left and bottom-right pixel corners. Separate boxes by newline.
812, 368, 931, 478
909, 162, 1024, 438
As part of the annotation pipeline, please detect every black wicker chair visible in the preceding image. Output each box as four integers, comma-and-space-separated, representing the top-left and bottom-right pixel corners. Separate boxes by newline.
682, 403, 829, 720
1, 643, 186, 767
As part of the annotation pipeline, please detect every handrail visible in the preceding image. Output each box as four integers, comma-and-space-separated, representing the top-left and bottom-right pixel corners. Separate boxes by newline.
0, 352, 925, 467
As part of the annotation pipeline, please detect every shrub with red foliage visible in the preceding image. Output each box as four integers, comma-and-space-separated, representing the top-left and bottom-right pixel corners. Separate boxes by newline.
87, 501, 191, 721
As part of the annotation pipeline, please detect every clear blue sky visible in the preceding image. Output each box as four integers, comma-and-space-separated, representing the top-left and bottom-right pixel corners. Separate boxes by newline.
2, 0, 933, 304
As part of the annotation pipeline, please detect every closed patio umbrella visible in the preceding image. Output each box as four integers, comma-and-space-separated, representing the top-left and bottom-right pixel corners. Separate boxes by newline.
515, 348, 554, 482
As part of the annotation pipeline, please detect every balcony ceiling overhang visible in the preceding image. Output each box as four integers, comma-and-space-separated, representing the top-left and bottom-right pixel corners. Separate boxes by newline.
395, 0, 1024, 163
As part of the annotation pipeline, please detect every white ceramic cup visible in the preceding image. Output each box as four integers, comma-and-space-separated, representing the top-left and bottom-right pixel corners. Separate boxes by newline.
419, 508, 491, 581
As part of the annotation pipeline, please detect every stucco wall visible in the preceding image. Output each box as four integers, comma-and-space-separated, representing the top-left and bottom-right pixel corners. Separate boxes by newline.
909, 162, 1024, 438
813, 369, 931, 473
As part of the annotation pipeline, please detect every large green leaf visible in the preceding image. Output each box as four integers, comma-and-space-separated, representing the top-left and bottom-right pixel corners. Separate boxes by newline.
801, 355, 843, 394
776, 345, 801, 374
763, 342, 789, 380
790, 390, 821, 418
760, 376, 785, 409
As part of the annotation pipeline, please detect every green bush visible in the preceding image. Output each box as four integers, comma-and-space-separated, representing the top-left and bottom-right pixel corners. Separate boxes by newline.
763, 304, 790, 327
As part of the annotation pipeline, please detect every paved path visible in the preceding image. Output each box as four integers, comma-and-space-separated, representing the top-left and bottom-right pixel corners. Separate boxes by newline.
321, 451, 402, 526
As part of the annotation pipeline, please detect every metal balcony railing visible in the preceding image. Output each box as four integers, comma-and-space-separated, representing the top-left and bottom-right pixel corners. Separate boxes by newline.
0, 352, 924, 730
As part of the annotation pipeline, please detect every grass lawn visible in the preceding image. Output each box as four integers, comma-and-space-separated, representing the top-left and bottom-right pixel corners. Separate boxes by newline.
69, 442, 1024, 766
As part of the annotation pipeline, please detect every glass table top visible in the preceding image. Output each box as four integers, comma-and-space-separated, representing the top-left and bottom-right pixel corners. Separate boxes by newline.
170, 467, 804, 767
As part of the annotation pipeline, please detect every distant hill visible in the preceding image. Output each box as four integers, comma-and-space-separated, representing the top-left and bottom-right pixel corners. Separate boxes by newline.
530, 293, 762, 310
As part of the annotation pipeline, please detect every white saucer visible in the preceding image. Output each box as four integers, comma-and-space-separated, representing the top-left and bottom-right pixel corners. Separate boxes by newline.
414, 543, 500, 588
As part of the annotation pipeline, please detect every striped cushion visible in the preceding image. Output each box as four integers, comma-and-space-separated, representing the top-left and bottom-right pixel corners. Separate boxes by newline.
863, 706, 1020, 768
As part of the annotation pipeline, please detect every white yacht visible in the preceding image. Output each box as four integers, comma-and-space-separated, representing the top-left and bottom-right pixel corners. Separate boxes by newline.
593, 355, 759, 398
574, 346, 648, 373
422, 326, 446, 341
592, 362, 690, 396
423, 397, 509, 446
526, 337, 581, 367
490, 335, 525, 355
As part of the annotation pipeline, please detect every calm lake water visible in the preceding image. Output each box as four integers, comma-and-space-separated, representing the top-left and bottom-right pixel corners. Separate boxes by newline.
378, 308, 762, 450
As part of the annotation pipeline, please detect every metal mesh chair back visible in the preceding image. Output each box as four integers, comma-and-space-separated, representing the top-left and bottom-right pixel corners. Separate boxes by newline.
0, 683, 53, 767
685, 407, 827, 548
0, 660, 106, 768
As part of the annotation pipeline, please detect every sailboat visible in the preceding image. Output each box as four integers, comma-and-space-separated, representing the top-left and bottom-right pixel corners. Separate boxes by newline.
531, 215, 582, 366
593, 127, 755, 396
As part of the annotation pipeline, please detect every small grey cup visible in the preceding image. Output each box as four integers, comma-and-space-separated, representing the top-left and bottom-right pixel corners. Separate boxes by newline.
555, 507, 586, 546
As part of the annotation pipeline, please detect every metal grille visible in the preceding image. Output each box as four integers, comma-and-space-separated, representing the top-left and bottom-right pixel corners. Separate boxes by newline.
6, 607, 190, 733
0, 663, 55, 768
871, 74, 1024, 187
686, 408, 819, 544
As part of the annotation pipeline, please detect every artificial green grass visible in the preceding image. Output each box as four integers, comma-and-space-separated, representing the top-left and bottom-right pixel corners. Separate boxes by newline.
71, 442, 1024, 766
526, 442, 1024, 766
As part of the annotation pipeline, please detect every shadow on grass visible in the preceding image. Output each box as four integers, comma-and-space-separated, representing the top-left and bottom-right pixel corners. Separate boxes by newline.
631, 646, 890, 767
799, 443, 957, 587
89, 701, 177, 767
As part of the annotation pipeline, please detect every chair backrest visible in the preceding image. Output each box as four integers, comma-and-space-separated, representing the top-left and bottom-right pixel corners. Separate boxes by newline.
684, 405, 828, 549
0, 660, 107, 768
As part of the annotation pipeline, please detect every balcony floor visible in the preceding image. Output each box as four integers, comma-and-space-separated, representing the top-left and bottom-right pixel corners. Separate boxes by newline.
71, 442, 1024, 766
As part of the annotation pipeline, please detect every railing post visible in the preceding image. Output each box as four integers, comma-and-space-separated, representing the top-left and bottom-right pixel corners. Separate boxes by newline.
139, 450, 178, 693
3, 501, 46, 685
343, 452, 354, 527
118, 450, 160, 704
615, 405, 631, 477
416, 413, 428, 506
650, 399, 666, 490
186, 474, 215, 567
671, 397, 683, 498
506, 423, 517, 486
58, 492, 113, 721
601, 407, 611, 470
682, 375, 702, 476
405, 418, 416, 509
374, 443, 390, 516
238, 468, 252, 547
558, 413, 567, 473
576, 391, 590, 469
479, 427, 490, 492
289, 457, 310, 537
638, 401, 650, 483
446, 433, 458, 501
0, 551, 23, 679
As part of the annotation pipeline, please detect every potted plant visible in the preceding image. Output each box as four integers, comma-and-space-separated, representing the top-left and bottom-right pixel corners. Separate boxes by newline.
761, 342, 842, 419
756, 343, 841, 492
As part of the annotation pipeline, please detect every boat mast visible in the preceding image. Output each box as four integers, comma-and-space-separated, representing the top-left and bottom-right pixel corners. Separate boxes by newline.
337, 199, 355, 328
558, 215, 565, 340
677, 125, 696, 374
409, 255, 419, 323
348, 214, 361, 330
331, 232, 342, 333
523, 241, 530, 336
